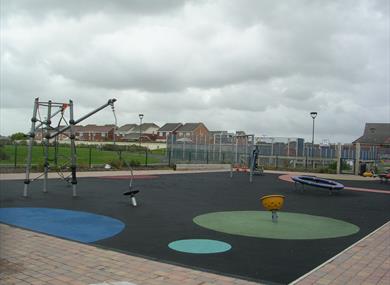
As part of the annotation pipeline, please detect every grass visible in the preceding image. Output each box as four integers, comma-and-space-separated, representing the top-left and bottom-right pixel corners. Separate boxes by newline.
0, 144, 165, 168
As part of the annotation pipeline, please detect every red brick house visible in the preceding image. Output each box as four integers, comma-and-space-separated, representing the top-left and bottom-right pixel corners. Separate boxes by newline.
75, 124, 116, 141
174, 123, 209, 144
157, 123, 183, 142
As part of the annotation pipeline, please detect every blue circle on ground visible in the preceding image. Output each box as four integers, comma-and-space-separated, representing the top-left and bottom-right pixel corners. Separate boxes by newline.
0, 207, 125, 243
168, 239, 232, 254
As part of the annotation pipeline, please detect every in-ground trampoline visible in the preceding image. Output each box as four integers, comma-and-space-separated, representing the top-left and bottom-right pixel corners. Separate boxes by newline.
1, 172, 389, 284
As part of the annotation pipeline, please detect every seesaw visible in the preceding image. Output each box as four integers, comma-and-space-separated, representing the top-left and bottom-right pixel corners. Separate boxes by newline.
378, 172, 390, 183
291, 175, 344, 195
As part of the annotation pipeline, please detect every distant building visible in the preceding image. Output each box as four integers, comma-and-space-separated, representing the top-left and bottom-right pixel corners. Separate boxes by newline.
353, 123, 390, 145
76, 124, 116, 141
157, 123, 183, 142
116, 124, 137, 138
123, 123, 160, 142
0, 135, 10, 143
209, 131, 233, 144
174, 123, 209, 144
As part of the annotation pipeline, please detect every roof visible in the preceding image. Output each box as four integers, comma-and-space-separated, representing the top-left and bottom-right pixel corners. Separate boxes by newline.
78, 124, 115, 132
176, 123, 208, 132
158, 123, 183, 132
117, 124, 137, 132
353, 123, 390, 144
132, 123, 160, 132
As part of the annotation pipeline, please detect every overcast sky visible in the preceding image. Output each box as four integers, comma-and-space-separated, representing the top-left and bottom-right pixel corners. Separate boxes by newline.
1, 0, 389, 143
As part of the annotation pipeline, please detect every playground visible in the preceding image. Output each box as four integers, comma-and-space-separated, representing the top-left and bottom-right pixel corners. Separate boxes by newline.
1, 170, 389, 284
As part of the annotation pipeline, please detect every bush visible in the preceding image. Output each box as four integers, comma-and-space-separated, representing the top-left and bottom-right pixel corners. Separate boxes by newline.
129, 159, 141, 167
101, 144, 124, 151
10, 132, 27, 141
108, 159, 124, 169
0, 145, 9, 160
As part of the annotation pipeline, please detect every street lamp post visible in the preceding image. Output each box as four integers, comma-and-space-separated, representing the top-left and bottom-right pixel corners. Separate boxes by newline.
310, 112, 318, 169
138, 114, 144, 146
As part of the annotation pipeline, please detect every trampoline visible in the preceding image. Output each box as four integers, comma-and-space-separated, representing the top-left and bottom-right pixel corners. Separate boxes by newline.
292, 175, 344, 194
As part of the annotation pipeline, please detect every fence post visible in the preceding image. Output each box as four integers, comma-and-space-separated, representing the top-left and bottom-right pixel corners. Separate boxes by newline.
276, 155, 279, 169
189, 151, 191, 162
354, 143, 361, 175
336, 143, 342, 174
305, 151, 308, 170
168, 147, 171, 166
89, 146, 92, 168
145, 149, 148, 166
14, 143, 18, 168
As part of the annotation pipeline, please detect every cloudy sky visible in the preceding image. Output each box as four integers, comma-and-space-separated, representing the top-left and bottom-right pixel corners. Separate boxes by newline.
1, 0, 389, 143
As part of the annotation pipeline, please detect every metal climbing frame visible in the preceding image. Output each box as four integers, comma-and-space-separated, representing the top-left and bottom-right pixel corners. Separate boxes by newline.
23, 98, 116, 197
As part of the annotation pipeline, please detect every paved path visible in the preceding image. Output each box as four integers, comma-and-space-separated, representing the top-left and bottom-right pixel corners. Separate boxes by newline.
0, 169, 379, 181
0, 223, 261, 285
0, 222, 389, 285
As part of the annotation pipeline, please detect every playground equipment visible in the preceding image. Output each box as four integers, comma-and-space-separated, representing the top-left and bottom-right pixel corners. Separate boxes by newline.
23, 98, 116, 197
251, 145, 264, 177
378, 171, 390, 183
291, 175, 344, 195
123, 190, 140, 206
110, 104, 141, 206
362, 171, 374, 177
260, 195, 285, 223
230, 134, 264, 183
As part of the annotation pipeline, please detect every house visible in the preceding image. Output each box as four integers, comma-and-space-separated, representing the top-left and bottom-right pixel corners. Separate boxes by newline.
353, 123, 390, 160
34, 126, 71, 141
208, 131, 233, 144
353, 123, 390, 145
157, 123, 183, 142
116, 124, 137, 138
76, 124, 116, 141
123, 123, 160, 142
174, 123, 209, 144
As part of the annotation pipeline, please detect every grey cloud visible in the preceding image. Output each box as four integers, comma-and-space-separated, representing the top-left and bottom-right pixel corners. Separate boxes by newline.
1, 0, 388, 143
2, 0, 190, 18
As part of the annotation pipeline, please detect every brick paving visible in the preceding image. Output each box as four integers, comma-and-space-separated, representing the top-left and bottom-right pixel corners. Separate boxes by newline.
291, 221, 390, 285
0, 222, 389, 285
0, 223, 262, 285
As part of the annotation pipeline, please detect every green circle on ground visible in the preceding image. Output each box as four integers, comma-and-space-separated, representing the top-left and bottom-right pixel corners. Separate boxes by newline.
168, 239, 231, 254
193, 211, 359, 240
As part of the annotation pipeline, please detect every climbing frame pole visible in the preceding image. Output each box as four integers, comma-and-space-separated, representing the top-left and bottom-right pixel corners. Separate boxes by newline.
69, 100, 77, 197
23, 98, 39, 197
43, 100, 52, 193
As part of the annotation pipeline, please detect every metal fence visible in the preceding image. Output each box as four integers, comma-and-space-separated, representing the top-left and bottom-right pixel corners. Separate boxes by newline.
1, 140, 389, 174
167, 138, 390, 173
0, 143, 168, 169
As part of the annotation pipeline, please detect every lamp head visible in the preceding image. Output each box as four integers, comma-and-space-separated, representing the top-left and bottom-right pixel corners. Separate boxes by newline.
310, 112, 317, 119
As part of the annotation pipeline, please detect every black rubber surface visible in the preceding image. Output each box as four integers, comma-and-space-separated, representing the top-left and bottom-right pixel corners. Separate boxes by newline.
342, 179, 390, 191
1, 172, 389, 285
